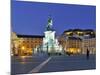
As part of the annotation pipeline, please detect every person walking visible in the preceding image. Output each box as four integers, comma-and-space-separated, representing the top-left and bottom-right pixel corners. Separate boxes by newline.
86, 49, 90, 60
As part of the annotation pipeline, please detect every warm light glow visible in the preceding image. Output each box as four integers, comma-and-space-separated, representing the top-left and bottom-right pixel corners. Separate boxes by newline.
20, 56, 26, 59
77, 49, 81, 53
21, 46, 25, 50
66, 32, 72, 35
77, 32, 83, 34
27, 48, 33, 53
91, 32, 94, 34
67, 48, 80, 53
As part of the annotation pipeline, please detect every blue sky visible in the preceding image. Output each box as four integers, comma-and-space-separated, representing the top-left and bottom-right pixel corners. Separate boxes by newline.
11, 1, 96, 35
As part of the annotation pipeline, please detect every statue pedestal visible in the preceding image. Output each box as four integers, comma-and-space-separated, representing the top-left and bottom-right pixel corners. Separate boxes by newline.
42, 30, 63, 54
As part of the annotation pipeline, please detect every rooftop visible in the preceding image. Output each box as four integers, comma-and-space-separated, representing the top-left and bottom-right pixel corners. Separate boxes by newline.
17, 34, 44, 38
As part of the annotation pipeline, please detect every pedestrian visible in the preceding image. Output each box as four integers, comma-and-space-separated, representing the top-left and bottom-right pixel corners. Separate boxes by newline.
86, 49, 89, 60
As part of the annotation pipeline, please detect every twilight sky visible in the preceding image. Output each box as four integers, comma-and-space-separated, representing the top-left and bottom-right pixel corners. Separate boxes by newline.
11, 1, 96, 35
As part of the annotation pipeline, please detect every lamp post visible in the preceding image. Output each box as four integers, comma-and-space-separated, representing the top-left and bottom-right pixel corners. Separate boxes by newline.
47, 42, 48, 54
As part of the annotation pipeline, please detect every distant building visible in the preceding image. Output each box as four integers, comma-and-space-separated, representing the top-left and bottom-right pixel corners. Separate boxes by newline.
82, 35, 96, 54
11, 32, 43, 56
11, 29, 96, 56
66, 37, 82, 54
59, 29, 96, 55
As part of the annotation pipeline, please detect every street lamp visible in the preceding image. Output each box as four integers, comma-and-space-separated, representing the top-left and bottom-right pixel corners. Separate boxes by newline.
21, 46, 26, 56
21, 46, 25, 50
47, 42, 48, 53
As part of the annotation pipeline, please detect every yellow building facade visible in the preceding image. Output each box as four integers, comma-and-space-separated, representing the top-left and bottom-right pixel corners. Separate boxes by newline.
11, 32, 43, 56
59, 29, 96, 55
